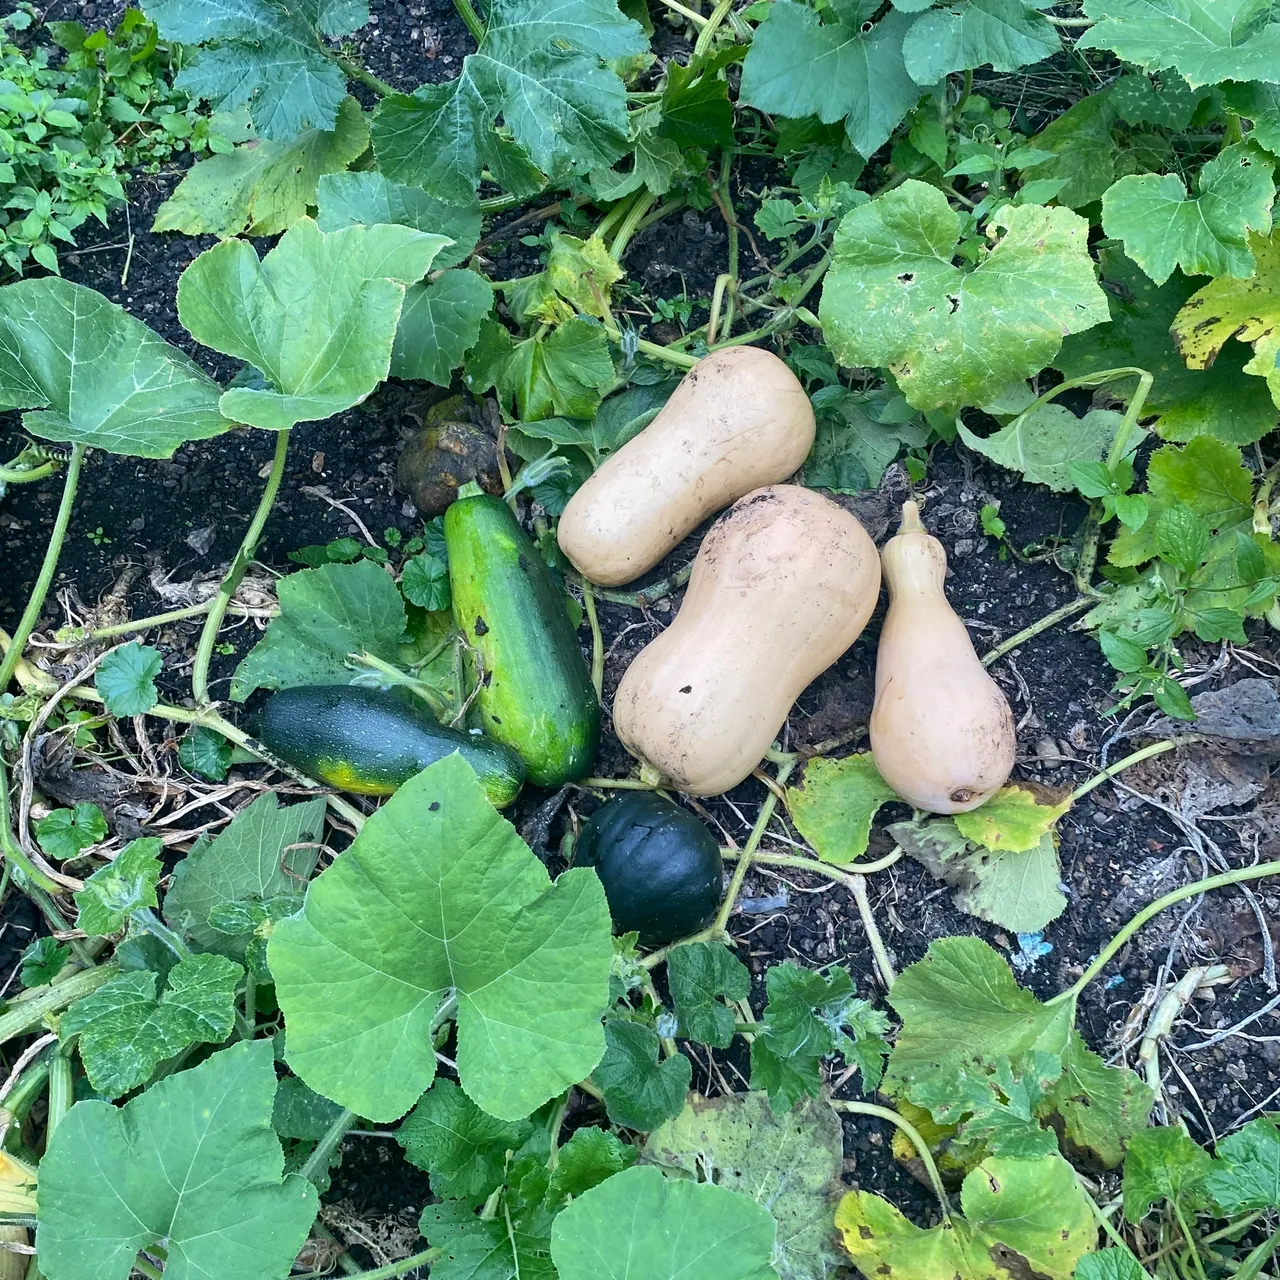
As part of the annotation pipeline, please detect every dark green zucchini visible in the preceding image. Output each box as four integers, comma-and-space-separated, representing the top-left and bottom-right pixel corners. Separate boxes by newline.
444, 493, 600, 786
574, 792, 723, 944
256, 685, 524, 807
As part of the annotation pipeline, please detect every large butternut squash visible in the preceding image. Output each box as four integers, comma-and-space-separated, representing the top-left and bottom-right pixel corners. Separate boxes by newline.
558, 347, 815, 586
613, 485, 880, 795
870, 501, 1016, 813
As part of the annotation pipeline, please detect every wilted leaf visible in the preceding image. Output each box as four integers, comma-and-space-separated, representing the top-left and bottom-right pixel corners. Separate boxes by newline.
786, 754, 899, 864
954, 784, 1071, 853
956, 405, 1127, 493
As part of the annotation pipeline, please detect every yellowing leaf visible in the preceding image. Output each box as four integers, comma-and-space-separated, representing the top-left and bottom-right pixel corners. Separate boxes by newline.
836, 1152, 1096, 1280
954, 783, 1070, 853
546, 232, 624, 319
1172, 227, 1280, 409
787, 754, 898, 865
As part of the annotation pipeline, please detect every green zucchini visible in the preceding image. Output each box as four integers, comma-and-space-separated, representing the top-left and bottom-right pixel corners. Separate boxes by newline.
256, 685, 524, 807
574, 792, 724, 944
444, 493, 600, 786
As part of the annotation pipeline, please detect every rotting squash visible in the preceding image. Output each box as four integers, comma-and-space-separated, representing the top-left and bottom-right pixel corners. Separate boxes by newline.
557, 346, 816, 587
613, 485, 881, 796
445, 492, 600, 786
870, 501, 1016, 813
574, 792, 723, 945
256, 684, 525, 808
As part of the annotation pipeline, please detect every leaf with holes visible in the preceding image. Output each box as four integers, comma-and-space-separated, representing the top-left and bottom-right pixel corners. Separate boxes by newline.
0, 278, 227, 458
739, 5, 925, 159
142, 0, 368, 139
1101, 144, 1274, 285
178, 218, 450, 431
819, 182, 1108, 411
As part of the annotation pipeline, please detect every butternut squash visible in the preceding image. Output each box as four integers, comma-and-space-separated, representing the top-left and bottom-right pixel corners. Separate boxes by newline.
613, 485, 880, 795
558, 347, 816, 586
870, 501, 1016, 813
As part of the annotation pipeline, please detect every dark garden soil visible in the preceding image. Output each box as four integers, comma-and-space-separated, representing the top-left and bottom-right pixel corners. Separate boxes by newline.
2, 1, 1279, 1269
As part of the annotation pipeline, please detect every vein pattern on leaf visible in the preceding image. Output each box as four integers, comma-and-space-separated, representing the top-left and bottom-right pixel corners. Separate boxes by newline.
143, 0, 369, 138
901, 0, 1061, 84
177, 217, 449, 430
739, 5, 924, 159
269, 754, 612, 1121
1101, 143, 1275, 284
370, 0, 646, 202
819, 181, 1109, 411
37, 1040, 317, 1280
0, 278, 228, 457
1080, 0, 1280, 88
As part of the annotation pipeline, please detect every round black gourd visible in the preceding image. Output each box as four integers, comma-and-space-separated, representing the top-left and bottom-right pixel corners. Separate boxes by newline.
575, 792, 723, 945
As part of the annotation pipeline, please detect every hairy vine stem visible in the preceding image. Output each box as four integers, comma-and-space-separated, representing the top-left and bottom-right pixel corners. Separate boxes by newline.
0, 444, 85, 698
192, 429, 291, 707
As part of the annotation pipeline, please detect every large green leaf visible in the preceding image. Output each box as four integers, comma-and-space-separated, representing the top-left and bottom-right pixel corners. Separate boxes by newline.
143, 0, 367, 139
1101, 144, 1275, 284
819, 182, 1108, 411
37, 1040, 317, 1280
315, 170, 482, 269
0, 278, 228, 458
177, 217, 449, 430
901, 0, 1060, 83
550, 1165, 778, 1280
1020, 90, 1121, 209
151, 97, 369, 239
60, 953, 242, 1097
644, 1092, 845, 1280
739, 6, 924, 159
269, 755, 612, 1121
230, 559, 408, 701
1056, 242, 1279, 444
804, 387, 930, 490
956, 404, 1125, 492
1079, 0, 1280, 88
1122, 1126, 1212, 1222
163, 792, 327, 954
370, 0, 645, 203
392, 271, 495, 386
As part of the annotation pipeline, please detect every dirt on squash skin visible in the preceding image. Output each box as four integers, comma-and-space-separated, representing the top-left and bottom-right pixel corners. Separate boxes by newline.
3, 0, 1280, 1260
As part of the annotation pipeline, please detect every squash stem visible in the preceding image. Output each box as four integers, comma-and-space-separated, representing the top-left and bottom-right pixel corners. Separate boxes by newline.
581, 588, 604, 699
897, 500, 923, 533
191, 429, 290, 708
579, 776, 662, 790
979, 595, 1095, 667
0, 444, 85, 698
59, 599, 275, 644
1049, 858, 1280, 1008
300, 1108, 357, 1187
568, 563, 693, 607
831, 1101, 952, 1220
608, 191, 656, 262
709, 759, 796, 937
1069, 738, 1185, 803
337, 1248, 443, 1279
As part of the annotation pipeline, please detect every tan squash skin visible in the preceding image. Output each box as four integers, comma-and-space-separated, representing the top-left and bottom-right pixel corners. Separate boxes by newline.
870, 502, 1016, 814
613, 485, 880, 796
558, 346, 816, 586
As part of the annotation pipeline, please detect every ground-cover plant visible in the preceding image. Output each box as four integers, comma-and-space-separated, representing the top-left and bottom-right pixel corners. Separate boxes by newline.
0, 0, 1278, 1276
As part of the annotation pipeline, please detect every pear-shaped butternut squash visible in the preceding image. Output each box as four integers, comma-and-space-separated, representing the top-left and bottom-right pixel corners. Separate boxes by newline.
558, 346, 815, 586
870, 502, 1015, 813
613, 485, 880, 795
